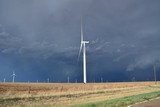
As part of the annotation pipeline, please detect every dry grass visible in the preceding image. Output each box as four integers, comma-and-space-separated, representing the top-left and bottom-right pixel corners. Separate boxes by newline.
0, 82, 160, 107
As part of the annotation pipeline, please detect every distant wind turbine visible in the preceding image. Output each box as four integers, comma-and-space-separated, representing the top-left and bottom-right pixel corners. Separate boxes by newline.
153, 64, 157, 84
67, 76, 70, 83
75, 79, 77, 83
47, 78, 49, 83
101, 77, 103, 83
11, 71, 16, 83
3, 78, 6, 83
78, 17, 89, 84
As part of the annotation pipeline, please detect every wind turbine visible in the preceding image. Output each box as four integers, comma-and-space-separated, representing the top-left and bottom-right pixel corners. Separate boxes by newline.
78, 17, 89, 84
101, 77, 103, 83
11, 71, 16, 83
67, 76, 70, 83
75, 79, 77, 83
3, 78, 6, 83
47, 78, 50, 83
153, 64, 157, 84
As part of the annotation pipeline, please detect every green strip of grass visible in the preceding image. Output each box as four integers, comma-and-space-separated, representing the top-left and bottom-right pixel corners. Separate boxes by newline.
69, 91, 160, 107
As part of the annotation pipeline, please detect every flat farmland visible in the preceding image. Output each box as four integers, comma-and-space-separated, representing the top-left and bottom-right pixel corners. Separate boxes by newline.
0, 82, 160, 107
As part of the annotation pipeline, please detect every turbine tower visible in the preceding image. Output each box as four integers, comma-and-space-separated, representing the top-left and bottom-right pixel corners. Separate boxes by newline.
78, 17, 89, 84
11, 71, 16, 83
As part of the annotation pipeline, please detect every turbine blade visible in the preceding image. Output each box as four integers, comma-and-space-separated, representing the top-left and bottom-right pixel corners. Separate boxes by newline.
78, 43, 83, 62
81, 17, 83, 42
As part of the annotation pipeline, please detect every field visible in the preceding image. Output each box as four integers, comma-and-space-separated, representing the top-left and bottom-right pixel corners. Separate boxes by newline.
0, 82, 160, 107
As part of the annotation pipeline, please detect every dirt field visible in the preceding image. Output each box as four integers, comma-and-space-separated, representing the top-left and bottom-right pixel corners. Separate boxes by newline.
0, 82, 160, 107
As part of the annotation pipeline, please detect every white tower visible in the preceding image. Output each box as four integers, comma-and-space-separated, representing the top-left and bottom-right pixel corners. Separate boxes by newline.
78, 17, 89, 84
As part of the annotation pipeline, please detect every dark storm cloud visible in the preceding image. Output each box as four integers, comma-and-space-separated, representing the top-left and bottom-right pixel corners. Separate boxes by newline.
0, 0, 160, 82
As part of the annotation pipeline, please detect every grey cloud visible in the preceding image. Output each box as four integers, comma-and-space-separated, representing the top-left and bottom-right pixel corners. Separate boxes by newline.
0, 0, 160, 82
127, 51, 160, 71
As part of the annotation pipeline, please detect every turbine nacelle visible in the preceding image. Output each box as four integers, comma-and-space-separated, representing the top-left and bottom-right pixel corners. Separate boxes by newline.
11, 71, 16, 77
12, 74, 16, 76
81, 41, 89, 44
11, 71, 16, 76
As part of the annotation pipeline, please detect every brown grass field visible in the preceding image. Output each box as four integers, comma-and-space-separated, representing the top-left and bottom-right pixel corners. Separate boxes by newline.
0, 82, 160, 107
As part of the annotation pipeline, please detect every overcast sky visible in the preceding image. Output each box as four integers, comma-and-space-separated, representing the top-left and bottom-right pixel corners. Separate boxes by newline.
0, 0, 160, 82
